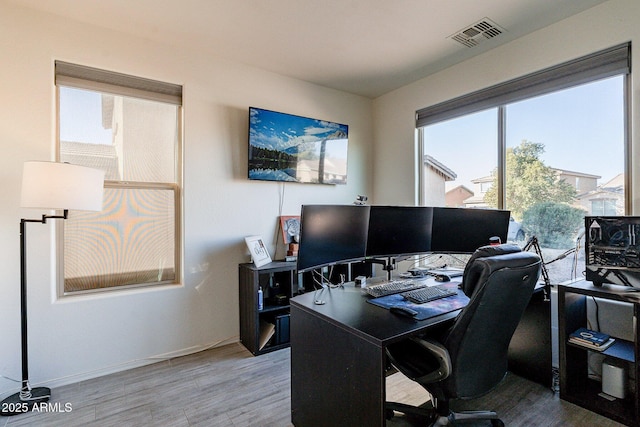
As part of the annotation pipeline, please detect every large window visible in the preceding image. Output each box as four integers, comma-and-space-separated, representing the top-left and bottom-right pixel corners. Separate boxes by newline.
418, 44, 629, 283
55, 61, 182, 294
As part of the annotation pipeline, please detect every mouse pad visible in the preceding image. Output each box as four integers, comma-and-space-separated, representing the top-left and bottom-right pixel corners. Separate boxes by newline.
366, 282, 469, 321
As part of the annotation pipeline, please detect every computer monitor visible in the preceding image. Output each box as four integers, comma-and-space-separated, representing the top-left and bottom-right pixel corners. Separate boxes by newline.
296, 205, 370, 272
585, 216, 640, 288
431, 207, 510, 253
365, 206, 434, 258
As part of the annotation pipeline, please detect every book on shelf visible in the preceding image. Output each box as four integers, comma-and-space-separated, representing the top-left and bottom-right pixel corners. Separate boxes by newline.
569, 327, 615, 351
568, 336, 615, 351
569, 327, 610, 346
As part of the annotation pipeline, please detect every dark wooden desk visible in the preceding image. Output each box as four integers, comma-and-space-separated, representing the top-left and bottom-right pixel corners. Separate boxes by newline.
290, 283, 461, 427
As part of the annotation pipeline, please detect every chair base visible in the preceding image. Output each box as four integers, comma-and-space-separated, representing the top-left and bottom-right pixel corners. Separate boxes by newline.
449, 410, 504, 426
386, 401, 437, 425
386, 401, 504, 426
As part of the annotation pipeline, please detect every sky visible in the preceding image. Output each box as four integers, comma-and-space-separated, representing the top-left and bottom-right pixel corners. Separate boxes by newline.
424, 75, 624, 190
249, 107, 348, 158
59, 87, 112, 144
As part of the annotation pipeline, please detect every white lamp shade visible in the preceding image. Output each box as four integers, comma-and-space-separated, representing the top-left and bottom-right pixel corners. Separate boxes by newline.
21, 161, 105, 211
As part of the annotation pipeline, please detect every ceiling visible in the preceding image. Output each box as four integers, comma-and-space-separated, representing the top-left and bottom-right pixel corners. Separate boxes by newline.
9, 0, 609, 98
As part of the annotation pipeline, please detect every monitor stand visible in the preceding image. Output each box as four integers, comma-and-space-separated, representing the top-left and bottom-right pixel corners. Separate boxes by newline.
368, 257, 404, 281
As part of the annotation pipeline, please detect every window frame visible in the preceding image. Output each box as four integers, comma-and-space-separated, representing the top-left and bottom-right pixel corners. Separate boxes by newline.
417, 43, 631, 214
54, 61, 183, 296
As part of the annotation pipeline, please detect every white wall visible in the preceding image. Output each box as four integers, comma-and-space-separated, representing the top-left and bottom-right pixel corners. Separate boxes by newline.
372, 0, 640, 212
0, 2, 373, 394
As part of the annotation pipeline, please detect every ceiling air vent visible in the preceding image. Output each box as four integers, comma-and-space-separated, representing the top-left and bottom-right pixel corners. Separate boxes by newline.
449, 18, 505, 48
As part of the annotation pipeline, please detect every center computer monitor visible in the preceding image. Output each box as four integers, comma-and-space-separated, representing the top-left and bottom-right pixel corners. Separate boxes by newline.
431, 207, 510, 253
365, 206, 434, 258
296, 205, 370, 272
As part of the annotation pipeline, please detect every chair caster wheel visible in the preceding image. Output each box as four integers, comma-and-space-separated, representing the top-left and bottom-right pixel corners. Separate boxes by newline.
491, 419, 505, 427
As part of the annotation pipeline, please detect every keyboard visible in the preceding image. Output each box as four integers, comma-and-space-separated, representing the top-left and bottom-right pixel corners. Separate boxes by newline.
364, 279, 426, 298
401, 285, 457, 304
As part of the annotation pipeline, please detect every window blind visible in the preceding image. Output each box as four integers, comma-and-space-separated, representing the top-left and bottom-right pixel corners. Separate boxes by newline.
416, 42, 630, 128
55, 61, 182, 105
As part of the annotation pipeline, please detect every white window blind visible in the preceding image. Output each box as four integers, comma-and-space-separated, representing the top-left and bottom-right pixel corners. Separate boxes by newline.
56, 61, 182, 294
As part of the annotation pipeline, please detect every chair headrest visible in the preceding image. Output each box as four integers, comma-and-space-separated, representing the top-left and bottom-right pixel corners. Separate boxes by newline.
461, 243, 522, 295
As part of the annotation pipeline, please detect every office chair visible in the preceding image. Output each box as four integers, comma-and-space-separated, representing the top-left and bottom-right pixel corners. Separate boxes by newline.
386, 244, 541, 426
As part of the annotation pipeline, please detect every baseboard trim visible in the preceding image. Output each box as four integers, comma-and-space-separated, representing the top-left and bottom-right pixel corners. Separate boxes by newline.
0, 336, 239, 399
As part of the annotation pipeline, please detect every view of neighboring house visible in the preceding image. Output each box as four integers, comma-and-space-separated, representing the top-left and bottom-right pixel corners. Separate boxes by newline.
425, 153, 622, 218
59, 140, 119, 180
444, 185, 473, 208
459, 168, 602, 212
576, 173, 625, 216
463, 175, 494, 209
422, 155, 456, 206
555, 169, 600, 194
296, 157, 348, 184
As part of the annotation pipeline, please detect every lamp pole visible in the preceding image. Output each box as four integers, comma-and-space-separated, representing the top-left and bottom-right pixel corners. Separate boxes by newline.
1, 212, 67, 416
1, 161, 104, 417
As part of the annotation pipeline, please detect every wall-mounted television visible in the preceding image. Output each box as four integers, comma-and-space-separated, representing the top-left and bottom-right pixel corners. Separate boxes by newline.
248, 107, 349, 184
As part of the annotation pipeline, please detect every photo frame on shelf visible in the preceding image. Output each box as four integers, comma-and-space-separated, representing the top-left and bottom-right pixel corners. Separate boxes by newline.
245, 235, 272, 267
279, 215, 300, 244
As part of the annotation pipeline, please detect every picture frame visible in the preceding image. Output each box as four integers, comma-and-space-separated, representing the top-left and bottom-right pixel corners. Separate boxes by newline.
245, 235, 272, 267
280, 215, 301, 244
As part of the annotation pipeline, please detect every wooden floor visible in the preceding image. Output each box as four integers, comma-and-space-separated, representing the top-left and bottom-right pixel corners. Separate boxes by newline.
0, 343, 625, 427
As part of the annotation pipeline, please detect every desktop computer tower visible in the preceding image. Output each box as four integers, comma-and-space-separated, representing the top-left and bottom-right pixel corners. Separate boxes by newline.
585, 216, 640, 287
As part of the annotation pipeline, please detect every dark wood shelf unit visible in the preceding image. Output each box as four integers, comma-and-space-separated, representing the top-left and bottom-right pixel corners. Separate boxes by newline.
239, 261, 298, 355
558, 280, 640, 426
239, 260, 373, 356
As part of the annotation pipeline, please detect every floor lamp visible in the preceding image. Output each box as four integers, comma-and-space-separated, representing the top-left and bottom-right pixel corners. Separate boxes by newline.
0, 161, 104, 416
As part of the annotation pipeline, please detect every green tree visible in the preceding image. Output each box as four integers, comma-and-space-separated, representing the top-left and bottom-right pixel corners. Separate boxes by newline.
522, 202, 585, 248
484, 140, 576, 220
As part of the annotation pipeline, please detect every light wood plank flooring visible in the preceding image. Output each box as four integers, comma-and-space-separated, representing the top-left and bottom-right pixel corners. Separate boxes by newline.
0, 343, 625, 426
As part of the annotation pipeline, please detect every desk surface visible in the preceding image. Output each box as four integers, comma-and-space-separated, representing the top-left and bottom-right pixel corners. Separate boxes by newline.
290, 282, 462, 347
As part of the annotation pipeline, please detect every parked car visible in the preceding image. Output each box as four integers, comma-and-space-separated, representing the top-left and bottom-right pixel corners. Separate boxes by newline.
507, 217, 525, 241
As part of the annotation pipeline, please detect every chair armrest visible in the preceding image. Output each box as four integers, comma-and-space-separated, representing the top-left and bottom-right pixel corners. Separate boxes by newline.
412, 337, 452, 383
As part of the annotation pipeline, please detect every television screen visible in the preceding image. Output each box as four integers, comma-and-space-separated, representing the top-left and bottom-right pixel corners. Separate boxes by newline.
431, 207, 510, 253
366, 206, 434, 258
296, 205, 370, 272
248, 107, 348, 185
585, 216, 640, 287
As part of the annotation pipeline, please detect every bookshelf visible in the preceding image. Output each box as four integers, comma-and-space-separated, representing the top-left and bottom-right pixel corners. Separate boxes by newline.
239, 261, 297, 355
239, 260, 372, 355
558, 280, 640, 426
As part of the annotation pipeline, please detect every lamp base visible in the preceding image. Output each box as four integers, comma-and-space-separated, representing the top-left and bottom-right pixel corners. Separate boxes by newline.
0, 387, 51, 416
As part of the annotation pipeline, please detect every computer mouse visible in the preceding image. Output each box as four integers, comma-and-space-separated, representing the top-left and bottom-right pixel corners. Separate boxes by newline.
390, 306, 418, 318
435, 274, 450, 282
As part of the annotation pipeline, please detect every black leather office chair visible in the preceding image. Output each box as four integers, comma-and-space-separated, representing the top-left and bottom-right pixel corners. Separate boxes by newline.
386, 244, 541, 426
